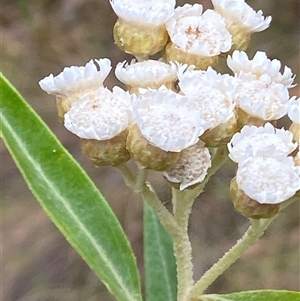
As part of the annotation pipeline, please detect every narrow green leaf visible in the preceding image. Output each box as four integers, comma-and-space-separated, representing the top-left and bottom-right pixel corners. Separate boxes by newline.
0, 73, 142, 301
144, 202, 177, 301
200, 290, 300, 301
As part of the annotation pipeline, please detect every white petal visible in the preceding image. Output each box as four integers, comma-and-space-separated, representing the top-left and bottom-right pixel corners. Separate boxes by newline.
110, 0, 175, 26
228, 123, 298, 163
236, 154, 300, 204
166, 4, 232, 56
64, 87, 132, 140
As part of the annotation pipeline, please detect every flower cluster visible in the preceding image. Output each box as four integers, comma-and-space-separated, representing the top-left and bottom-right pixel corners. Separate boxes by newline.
39, 0, 299, 212
228, 123, 299, 218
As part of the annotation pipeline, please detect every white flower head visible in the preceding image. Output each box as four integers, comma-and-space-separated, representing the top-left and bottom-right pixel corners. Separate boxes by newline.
163, 141, 211, 190
115, 59, 179, 90
288, 97, 300, 124
235, 73, 292, 120
39, 58, 112, 97
236, 152, 300, 204
228, 123, 298, 163
227, 50, 296, 88
166, 4, 232, 56
64, 87, 132, 140
110, 0, 175, 26
132, 86, 204, 152
179, 67, 236, 130
212, 0, 271, 34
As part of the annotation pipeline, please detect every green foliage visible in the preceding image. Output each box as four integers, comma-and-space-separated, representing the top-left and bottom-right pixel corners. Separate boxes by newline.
200, 290, 300, 301
144, 203, 177, 301
0, 73, 142, 301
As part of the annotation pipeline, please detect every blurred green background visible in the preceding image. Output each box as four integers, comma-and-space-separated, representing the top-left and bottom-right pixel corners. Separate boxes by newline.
1, 1, 299, 300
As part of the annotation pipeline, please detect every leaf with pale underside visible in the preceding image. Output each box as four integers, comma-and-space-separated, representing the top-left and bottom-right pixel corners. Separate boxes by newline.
0, 73, 143, 301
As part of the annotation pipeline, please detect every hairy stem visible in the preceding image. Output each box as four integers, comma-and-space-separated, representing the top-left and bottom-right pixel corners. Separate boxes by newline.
186, 216, 276, 299
172, 188, 195, 301
117, 163, 181, 236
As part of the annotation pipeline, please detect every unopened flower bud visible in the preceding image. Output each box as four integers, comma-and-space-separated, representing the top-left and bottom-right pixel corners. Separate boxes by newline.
236, 108, 271, 128
289, 123, 300, 143
165, 42, 218, 71
113, 19, 169, 58
110, 0, 175, 58
230, 177, 279, 219
229, 31, 250, 53
126, 124, 181, 171
201, 114, 239, 147
81, 131, 130, 167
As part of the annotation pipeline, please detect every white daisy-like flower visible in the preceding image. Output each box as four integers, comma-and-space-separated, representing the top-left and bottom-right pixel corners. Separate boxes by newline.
288, 97, 300, 124
115, 59, 182, 91
179, 67, 236, 130
228, 123, 298, 163
163, 141, 211, 190
212, 0, 271, 34
110, 0, 175, 26
227, 50, 295, 88
39, 58, 112, 97
64, 87, 132, 140
132, 86, 204, 152
166, 4, 232, 56
235, 73, 292, 120
236, 153, 300, 204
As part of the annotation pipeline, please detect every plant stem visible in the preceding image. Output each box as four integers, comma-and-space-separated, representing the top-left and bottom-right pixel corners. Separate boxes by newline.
172, 187, 195, 301
117, 163, 181, 236
186, 216, 276, 299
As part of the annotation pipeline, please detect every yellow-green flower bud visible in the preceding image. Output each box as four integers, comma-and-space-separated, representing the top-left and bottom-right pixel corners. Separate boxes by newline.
237, 108, 276, 128
165, 42, 218, 70
110, 0, 175, 58
201, 115, 239, 148
81, 131, 130, 167
229, 31, 250, 53
289, 123, 300, 143
126, 124, 181, 171
114, 19, 169, 58
230, 177, 280, 219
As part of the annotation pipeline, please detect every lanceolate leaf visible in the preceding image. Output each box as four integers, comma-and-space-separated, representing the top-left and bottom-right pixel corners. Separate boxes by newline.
0, 73, 142, 301
144, 202, 177, 301
200, 290, 300, 301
